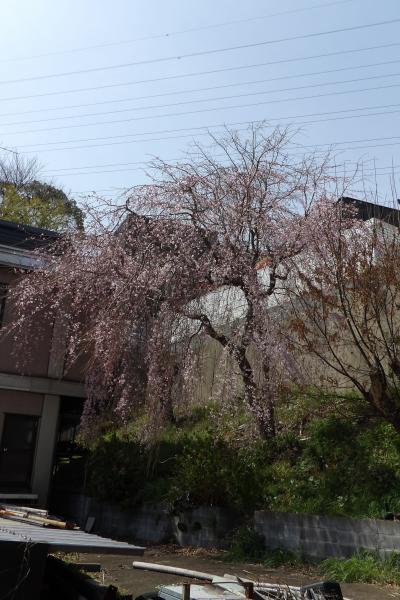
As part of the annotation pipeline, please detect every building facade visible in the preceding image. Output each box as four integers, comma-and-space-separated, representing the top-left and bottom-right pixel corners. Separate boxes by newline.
0, 219, 85, 506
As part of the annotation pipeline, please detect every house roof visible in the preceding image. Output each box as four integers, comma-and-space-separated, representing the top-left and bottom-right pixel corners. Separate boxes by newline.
340, 196, 400, 226
0, 218, 59, 251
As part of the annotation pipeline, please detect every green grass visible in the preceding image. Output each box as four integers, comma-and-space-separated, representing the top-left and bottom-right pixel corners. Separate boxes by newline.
226, 527, 305, 567
321, 551, 400, 585
227, 529, 400, 586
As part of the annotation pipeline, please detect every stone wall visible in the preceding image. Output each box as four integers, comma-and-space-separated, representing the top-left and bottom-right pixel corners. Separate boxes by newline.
171, 506, 237, 548
62, 494, 237, 547
254, 510, 400, 560
61, 494, 400, 559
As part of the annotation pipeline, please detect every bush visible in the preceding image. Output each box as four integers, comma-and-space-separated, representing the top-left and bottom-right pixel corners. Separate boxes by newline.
268, 418, 400, 518
227, 527, 304, 567
87, 431, 179, 508
86, 409, 400, 520
321, 551, 400, 585
227, 526, 266, 562
166, 430, 276, 513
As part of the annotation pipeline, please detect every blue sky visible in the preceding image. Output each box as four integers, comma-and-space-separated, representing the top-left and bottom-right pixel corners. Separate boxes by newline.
0, 0, 399, 205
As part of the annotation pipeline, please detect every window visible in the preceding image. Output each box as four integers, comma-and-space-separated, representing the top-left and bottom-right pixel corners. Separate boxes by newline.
0, 283, 7, 327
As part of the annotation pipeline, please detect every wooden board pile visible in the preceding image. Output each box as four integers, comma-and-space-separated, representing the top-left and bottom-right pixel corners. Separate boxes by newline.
0, 503, 78, 529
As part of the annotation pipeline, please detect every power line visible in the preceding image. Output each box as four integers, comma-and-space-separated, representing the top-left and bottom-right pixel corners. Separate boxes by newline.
44, 159, 400, 178
1, 18, 399, 86
15, 102, 400, 150
45, 159, 155, 173
57, 157, 400, 179
0, 0, 355, 63
69, 166, 400, 194
43, 141, 400, 175
1, 41, 399, 104
4, 80, 400, 137
1, 62, 400, 122
14, 103, 400, 153
0, 145, 17, 154
34, 112, 400, 157
303, 134, 400, 149
72, 187, 128, 194
43, 157, 400, 175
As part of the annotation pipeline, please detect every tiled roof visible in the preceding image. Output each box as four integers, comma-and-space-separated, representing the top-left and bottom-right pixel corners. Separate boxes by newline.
341, 196, 400, 225
0, 219, 59, 250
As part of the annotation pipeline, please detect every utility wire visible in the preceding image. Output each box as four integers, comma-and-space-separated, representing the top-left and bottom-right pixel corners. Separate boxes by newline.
1, 41, 399, 104
70, 168, 400, 194
303, 135, 400, 149
14, 102, 400, 150
0, 0, 356, 63
1, 17, 399, 86
43, 144, 400, 175
5, 80, 400, 136
0, 145, 17, 154
54, 157, 400, 179
18, 106, 400, 155
46, 160, 400, 175
14, 103, 400, 153
1, 62, 400, 121
44, 163, 400, 178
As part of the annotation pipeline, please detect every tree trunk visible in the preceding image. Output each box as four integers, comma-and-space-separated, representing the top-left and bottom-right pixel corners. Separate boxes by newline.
367, 369, 400, 432
241, 358, 276, 439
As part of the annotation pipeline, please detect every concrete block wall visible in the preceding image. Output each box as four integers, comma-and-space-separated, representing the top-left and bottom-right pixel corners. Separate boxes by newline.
66, 495, 172, 544
171, 506, 237, 549
62, 494, 237, 547
60, 493, 400, 559
254, 510, 400, 560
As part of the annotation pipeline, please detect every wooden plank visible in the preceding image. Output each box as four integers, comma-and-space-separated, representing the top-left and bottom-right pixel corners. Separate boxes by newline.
0, 493, 38, 500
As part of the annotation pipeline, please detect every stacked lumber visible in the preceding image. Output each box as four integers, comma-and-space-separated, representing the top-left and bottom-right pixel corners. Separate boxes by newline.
0, 503, 78, 529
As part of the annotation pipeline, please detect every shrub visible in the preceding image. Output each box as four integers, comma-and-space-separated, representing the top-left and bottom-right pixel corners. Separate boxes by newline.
227, 526, 266, 562
165, 429, 277, 513
87, 431, 179, 507
86, 408, 400, 520
269, 418, 400, 518
321, 551, 400, 585
227, 527, 304, 567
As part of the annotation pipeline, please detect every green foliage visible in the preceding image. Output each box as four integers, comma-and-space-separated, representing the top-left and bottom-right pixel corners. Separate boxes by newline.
87, 406, 400, 520
227, 526, 266, 562
321, 551, 400, 585
227, 527, 304, 567
262, 548, 304, 568
87, 431, 179, 508
268, 418, 400, 518
166, 429, 275, 512
0, 181, 84, 231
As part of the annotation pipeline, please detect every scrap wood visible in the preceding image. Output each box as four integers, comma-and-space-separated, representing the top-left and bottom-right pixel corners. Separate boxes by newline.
1, 504, 48, 517
0, 512, 45, 527
0, 507, 78, 530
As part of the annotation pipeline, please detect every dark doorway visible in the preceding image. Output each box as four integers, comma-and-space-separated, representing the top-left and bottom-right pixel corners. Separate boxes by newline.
49, 397, 86, 517
0, 413, 39, 489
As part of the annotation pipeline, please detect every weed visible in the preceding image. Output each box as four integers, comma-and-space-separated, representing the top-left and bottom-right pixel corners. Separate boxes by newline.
227, 527, 304, 567
321, 551, 400, 585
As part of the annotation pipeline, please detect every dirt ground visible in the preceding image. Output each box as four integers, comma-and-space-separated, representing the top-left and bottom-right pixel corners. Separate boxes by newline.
70, 546, 400, 600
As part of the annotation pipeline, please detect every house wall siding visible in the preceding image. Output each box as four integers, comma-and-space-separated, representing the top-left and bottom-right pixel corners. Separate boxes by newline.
0, 263, 86, 506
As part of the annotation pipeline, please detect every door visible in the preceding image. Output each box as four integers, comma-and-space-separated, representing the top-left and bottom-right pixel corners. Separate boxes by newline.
0, 413, 39, 489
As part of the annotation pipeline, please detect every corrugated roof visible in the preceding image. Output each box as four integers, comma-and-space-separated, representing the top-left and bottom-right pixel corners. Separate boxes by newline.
341, 196, 400, 226
0, 517, 145, 555
0, 218, 59, 250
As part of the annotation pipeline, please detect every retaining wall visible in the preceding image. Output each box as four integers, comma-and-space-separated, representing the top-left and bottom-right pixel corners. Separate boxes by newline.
254, 510, 400, 560
60, 493, 400, 559
61, 493, 237, 547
